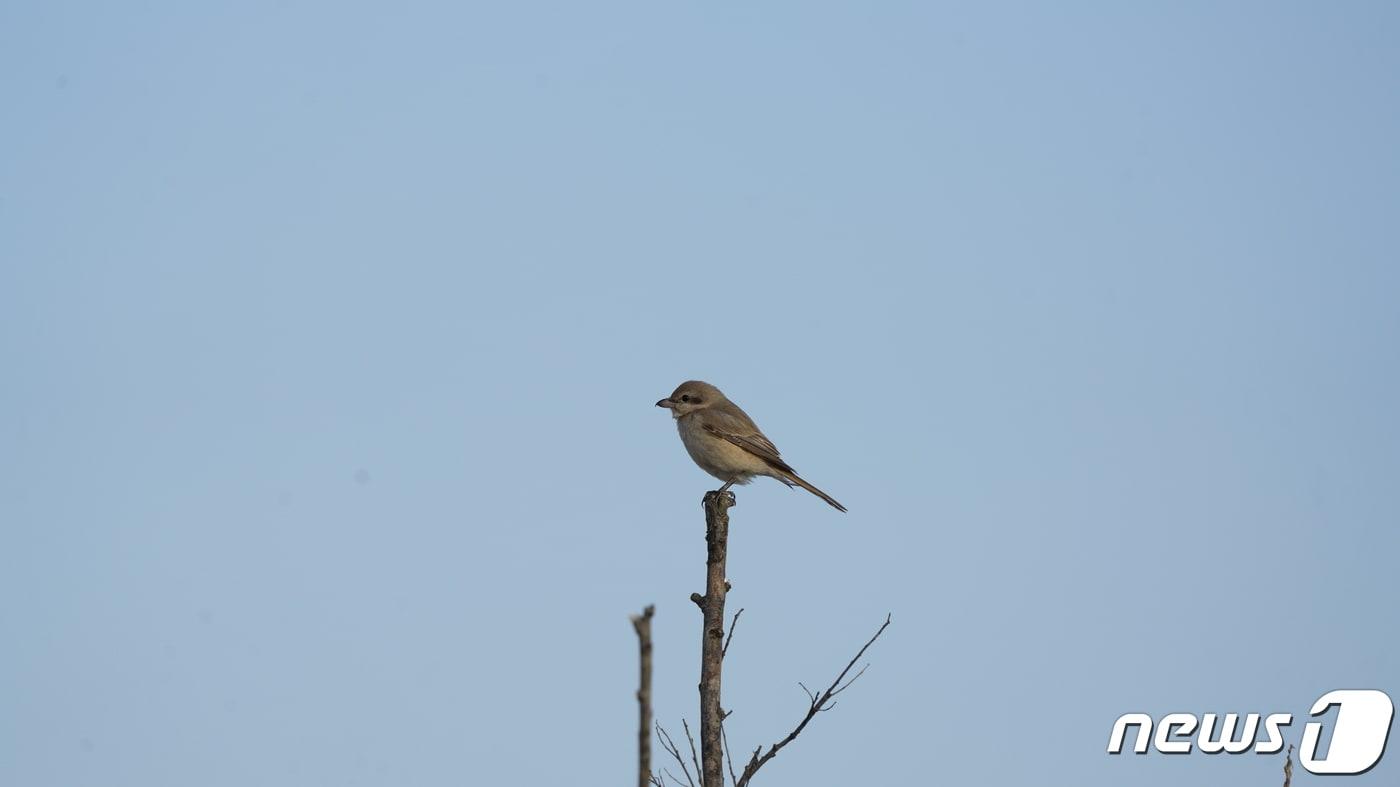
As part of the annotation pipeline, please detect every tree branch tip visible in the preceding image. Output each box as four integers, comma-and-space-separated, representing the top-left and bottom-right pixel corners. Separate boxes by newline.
702, 489, 736, 509
689, 592, 705, 607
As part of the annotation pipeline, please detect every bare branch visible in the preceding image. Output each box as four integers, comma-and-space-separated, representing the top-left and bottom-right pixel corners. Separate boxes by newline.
734, 614, 892, 787
682, 718, 702, 786
721, 718, 739, 787
722, 608, 745, 659
696, 490, 735, 786
632, 605, 656, 787
656, 723, 697, 787
829, 663, 869, 698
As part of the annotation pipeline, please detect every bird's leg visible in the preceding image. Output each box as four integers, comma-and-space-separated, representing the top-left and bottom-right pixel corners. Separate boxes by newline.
716, 478, 736, 494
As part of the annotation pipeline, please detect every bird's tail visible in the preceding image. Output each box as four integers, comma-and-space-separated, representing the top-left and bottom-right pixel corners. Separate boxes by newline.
784, 472, 847, 513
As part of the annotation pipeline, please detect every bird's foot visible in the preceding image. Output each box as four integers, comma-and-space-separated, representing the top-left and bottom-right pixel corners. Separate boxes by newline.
704, 486, 737, 509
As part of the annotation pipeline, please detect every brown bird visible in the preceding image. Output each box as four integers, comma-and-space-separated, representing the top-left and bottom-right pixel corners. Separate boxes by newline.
655, 381, 846, 512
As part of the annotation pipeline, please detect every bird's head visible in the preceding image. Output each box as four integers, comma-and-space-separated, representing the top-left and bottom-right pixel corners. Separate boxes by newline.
656, 380, 723, 418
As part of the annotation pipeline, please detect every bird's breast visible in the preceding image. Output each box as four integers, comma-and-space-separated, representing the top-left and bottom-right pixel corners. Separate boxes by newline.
676, 414, 770, 479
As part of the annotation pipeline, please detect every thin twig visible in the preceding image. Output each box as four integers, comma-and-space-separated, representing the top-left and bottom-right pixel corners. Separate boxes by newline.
735, 614, 892, 787
656, 723, 697, 787
722, 608, 745, 659
722, 718, 739, 787
682, 718, 702, 786
828, 664, 869, 698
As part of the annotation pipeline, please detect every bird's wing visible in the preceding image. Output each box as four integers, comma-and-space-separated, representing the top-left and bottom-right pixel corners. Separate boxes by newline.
700, 405, 796, 475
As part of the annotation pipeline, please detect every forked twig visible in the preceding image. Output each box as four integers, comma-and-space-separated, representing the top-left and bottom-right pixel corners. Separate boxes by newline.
655, 722, 697, 787
734, 614, 892, 787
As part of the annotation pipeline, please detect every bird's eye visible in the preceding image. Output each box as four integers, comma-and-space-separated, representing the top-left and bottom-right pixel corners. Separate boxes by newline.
681, 395, 691, 402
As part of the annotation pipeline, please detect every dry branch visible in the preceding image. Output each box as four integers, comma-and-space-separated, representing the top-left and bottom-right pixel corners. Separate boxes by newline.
721, 720, 739, 786
656, 723, 697, 787
722, 608, 744, 659
693, 490, 735, 786
734, 614, 892, 787
631, 605, 656, 787
682, 718, 702, 783
645, 488, 889, 786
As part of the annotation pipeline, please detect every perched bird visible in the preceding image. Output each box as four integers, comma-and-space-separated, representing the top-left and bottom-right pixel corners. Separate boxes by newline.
655, 381, 846, 512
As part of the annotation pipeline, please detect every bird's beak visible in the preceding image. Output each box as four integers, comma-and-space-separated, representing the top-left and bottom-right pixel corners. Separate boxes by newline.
655, 398, 675, 409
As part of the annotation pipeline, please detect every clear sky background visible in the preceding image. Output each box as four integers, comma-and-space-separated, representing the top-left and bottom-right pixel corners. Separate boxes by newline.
2, 3, 1398, 786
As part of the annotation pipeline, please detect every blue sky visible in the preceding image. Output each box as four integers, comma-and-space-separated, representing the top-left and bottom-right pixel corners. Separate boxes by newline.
2, 2, 1398, 785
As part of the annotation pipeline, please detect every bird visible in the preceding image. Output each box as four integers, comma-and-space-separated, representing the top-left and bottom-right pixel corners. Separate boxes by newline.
655, 380, 846, 512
